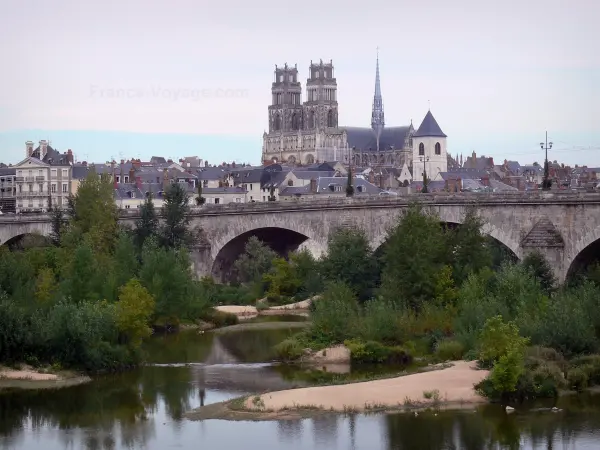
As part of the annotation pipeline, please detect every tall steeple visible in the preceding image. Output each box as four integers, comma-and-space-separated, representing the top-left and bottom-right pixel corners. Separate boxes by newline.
371, 48, 385, 151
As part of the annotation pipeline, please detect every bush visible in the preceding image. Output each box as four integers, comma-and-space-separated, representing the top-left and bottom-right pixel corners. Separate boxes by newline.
435, 340, 464, 361
200, 309, 239, 327
274, 338, 305, 362
478, 316, 528, 369
310, 281, 359, 344
345, 339, 412, 365
567, 367, 589, 391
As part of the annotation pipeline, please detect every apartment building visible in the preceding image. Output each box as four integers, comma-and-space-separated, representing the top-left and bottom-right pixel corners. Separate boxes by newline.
14, 141, 74, 212
0, 167, 16, 213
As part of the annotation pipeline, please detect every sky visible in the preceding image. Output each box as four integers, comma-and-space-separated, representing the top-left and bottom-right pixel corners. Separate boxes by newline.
0, 0, 598, 166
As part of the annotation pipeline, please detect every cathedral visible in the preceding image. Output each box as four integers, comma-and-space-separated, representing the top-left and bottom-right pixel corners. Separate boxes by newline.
261, 55, 449, 182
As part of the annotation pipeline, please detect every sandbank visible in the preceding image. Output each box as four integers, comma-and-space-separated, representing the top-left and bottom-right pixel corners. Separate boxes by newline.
187, 360, 489, 421
0, 365, 91, 390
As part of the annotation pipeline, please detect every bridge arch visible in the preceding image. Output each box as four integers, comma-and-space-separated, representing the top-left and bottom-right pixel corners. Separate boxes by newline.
369, 206, 522, 260
565, 226, 600, 280
208, 220, 327, 281
0, 221, 52, 247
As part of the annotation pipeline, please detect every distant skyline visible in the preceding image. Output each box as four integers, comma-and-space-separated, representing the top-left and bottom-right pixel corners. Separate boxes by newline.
0, 0, 598, 166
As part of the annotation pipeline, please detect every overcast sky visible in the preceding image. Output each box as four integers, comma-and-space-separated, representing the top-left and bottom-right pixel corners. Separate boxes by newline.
0, 0, 598, 165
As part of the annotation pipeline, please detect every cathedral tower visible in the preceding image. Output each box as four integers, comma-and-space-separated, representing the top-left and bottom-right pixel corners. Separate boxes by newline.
268, 64, 303, 134
303, 59, 338, 130
371, 50, 385, 151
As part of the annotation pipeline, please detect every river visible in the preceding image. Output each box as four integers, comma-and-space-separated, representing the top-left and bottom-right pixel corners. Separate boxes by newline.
1, 319, 600, 450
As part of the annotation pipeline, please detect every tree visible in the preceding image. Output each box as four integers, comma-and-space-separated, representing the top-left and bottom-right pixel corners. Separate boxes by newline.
422, 170, 428, 193
160, 183, 190, 249
522, 250, 556, 295
379, 204, 449, 311
34, 267, 58, 304
346, 168, 354, 197
263, 257, 302, 300
195, 183, 206, 205
320, 227, 378, 301
478, 315, 529, 368
234, 236, 277, 283
116, 278, 155, 347
69, 169, 119, 253
135, 193, 158, 250
542, 160, 552, 190
49, 206, 66, 246
449, 208, 492, 285
268, 185, 276, 201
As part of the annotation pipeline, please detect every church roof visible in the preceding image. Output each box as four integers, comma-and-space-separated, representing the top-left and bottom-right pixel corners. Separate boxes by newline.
344, 126, 411, 152
413, 111, 446, 138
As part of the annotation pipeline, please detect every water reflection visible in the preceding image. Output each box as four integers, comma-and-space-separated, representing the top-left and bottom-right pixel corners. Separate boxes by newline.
1, 328, 600, 450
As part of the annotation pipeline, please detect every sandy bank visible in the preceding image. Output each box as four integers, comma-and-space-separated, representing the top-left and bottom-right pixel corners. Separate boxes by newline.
215, 295, 318, 320
245, 360, 488, 412
0, 365, 91, 390
186, 360, 489, 421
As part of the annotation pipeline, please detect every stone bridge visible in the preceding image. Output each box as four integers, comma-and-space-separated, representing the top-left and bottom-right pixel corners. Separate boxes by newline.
2, 192, 600, 283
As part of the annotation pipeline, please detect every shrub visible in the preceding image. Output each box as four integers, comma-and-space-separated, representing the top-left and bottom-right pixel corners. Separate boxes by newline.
274, 338, 304, 362
567, 367, 589, 392
310, 281, 359, 344
570, 355, 600, 385
489, 349, 525, 394
478, 316, 528, 369
435, 340, 464, 361
200, 309, 239, 328
345, 339, 412, 365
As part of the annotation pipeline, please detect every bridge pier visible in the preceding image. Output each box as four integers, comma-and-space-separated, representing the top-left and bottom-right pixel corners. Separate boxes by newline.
520, 216, 567, 284
189, 244, 213, 280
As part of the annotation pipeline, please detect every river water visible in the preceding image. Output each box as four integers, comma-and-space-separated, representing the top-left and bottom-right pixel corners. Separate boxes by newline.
1, 321, 600, 450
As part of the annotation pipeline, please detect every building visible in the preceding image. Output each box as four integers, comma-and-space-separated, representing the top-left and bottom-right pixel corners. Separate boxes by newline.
261, 54, 448, 179
13, 140, 74, 212
411, 110, 448, 182
0, 167, 16, 213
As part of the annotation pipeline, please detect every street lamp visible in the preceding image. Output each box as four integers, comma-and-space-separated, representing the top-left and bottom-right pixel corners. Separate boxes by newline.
540, 131, 553, 190
419, 156, 430, 193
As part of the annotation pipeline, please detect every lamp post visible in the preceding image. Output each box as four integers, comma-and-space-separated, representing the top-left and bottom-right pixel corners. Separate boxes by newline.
419, 155, 430, 193
540, 131, 553, 190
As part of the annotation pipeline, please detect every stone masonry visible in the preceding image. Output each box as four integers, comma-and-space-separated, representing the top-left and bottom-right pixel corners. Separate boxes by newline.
2, 192, 600, 283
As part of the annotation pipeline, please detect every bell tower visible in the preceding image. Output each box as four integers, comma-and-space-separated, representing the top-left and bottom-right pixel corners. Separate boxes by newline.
268, 63, 303, 134
303, 59, 338, 130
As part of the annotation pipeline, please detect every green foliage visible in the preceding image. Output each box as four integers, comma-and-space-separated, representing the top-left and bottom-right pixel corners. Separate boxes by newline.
116, 279, 155, 347
199, 309, 239, 327
263, 257, 301, 299
195, 183, 206, 205
134, 194, 159, 250
70, 169, 119, 254
478, 316, 529, 369
379, 204, 448, 311
309, 281, 360, 344
274, 338, 305, 361
433, 265, 458, 306
345, 169, 354, 197
489, 348, 526, 394
449, 208, 492, 285
435, 340, 465, 361
160, 183, 191, 249
49, 206, 66, 246
34, 267, 58, 305
522, 250, 556, 295
567, 367, 588, 391
345, 339, 412, 365
234, 236, 277, 283
320, 227, 378, 301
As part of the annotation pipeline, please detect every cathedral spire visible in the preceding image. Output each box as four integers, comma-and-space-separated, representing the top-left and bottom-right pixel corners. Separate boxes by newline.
371, 47, 385, 151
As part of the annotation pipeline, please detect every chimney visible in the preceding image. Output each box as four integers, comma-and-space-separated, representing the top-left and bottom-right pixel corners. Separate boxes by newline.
310, 178, 317, 193
204, 161, 209, 167
368, 171, 374, 184
136, 176, 142, 190
82, 161, 87, 166
232, 162, 236, 168
67, 149, 73, 164
481, 175, 489, 187
39, 140, 48, 160
25, 141, 34, 158
129, 166, 135, 183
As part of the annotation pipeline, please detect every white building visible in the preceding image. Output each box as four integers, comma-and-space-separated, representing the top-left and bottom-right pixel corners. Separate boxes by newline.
412, 110, 448, 182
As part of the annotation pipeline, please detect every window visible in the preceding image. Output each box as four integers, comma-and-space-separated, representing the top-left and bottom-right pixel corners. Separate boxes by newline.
250, 184, 253, 190
125, 205, 130, 209
214, 198, 220, 204
39, 183, 44, 192
235, 197, 241, 203
28, 183, 33, 192
38, 169, 43, 175
435, 142, 441, 155
124, 176, 129, 183
419, 143, 425, 156
51, 169, 57, 178
51, 184, 56, 193
62, 169, 68, 177
62, 184, 68, 193
334, 185, 342, 192
263, 196, 266, 201
18, 185, 22, 193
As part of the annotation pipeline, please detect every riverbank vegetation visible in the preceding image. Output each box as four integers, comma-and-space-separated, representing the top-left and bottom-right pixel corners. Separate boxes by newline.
251, 204, 600, 402
0, 170, 220, 373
